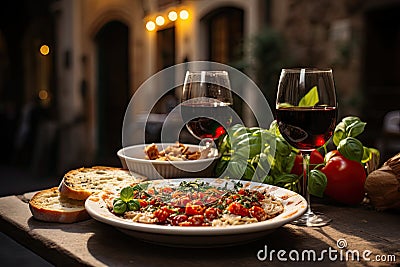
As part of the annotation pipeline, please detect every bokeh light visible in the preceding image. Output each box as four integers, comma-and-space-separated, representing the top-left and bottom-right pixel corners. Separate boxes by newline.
155, 16, 165, 26
168, 11, 178, 21
40, 45, 50, 56
146, 21, 156, 31
179, 10, 189, 20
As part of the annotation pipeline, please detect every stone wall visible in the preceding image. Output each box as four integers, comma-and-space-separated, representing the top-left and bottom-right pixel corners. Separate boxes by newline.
271, 0, 367, 118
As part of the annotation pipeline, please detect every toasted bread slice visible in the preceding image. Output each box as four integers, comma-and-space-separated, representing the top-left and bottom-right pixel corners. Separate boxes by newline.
59, 166, 141, 200
29, 187, 90, 223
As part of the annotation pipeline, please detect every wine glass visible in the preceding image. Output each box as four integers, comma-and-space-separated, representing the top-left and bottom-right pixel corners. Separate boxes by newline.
276, 68, 338, 227
181, 71, 234, 144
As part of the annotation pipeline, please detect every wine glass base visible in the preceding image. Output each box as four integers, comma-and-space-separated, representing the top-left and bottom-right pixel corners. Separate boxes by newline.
291, 210, 331, 227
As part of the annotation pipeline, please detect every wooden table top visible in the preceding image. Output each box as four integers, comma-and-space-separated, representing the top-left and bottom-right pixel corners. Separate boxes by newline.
0, 192, 399, 266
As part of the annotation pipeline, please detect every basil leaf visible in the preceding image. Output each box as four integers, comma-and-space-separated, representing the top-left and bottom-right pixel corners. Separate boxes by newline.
308, 170, 327, 198
120, 186, 134, 202
226, 160, 248, 178
342, 116, 361, 127
334, 117, 367, 146
362, 146, 371, 163
275, 137, 292, 156
337, 137, 364, 162
113, 199, 127, 214
215, 159, 228, 176
298, 86, 319, 107
269, 120, 281, 136
333, 121, 346, 146
127, 199, 141, 211
342, 116, 366, 138
274, 173, 299, 184
262, 175, 274, 185
243, 163, 256, 180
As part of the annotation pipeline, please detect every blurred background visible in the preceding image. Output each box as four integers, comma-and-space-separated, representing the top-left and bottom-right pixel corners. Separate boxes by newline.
0, 0, 400, 195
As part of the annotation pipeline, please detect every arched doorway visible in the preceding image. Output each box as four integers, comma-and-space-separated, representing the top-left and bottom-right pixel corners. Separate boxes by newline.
94, 21, 130, 165
200, 7, 245, 121
201, 7, 244, 64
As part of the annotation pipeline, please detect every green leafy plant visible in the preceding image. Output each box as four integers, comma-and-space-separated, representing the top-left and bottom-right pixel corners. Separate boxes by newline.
215, 116, 379, 197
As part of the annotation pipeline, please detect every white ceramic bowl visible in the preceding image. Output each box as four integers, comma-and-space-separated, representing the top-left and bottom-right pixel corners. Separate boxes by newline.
117, 143, 220, 179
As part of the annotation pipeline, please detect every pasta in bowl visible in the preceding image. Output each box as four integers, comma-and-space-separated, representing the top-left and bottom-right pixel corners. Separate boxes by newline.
117, 143, 219, 179
85, 178, 307, 247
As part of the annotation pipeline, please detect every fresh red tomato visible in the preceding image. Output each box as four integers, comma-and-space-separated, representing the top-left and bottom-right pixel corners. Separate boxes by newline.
291, 150, 325, 175
310, 149, 324, 169
290, 153, 303, 176
321, 151, 366, 205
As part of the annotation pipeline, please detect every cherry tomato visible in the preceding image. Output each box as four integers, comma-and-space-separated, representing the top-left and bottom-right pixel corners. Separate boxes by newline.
138, 199, 148, 207
153, 209, 170, 223
185, 203, 205, 216
321, 151, 366, 205
227, 202, 249, 217
249, 206, 267, 221
238, 188, 248, 196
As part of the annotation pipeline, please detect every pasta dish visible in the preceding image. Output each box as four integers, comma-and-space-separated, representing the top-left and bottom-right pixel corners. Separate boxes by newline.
102, 180, 284, 227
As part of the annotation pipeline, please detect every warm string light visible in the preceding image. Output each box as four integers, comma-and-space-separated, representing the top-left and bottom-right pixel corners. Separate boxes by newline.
146, 21, 156, 31
145, 9, 189, 32
155, 15, 165, 26
179, 10, 189, 20
168, 11, 177, 21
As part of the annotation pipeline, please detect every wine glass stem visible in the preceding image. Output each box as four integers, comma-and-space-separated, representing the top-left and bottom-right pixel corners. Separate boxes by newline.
301, 152, 312, 213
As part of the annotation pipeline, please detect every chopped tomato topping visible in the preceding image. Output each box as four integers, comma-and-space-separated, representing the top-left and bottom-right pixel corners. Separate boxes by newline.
187, 215, 204, 226
153, 209, 170, 223
185, 203, 205, 216
227, 202, 249, 217
138, 199, 148, 207
162, 187, 174, 194
204, 207, 221, 221
238, 188, 247, 196
169, 214, 188, 226
249, 206, 267, 221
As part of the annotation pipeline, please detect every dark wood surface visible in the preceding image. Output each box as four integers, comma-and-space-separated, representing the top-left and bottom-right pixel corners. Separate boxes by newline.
0, 193, 399, 266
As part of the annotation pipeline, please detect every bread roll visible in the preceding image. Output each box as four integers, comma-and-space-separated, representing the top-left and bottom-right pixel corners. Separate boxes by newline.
59, 166, 142, 200
29, 187, 90, 223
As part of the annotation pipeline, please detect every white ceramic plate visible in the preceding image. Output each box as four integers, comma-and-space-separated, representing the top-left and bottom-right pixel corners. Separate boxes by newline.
85, 178, 307, 247
117, 143, 219, 179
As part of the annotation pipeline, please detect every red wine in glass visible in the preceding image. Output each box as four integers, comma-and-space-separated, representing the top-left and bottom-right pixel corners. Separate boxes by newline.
275, 68, 338, 227
181, 102, 233, 140
276, 106, 337, 150
181, 71, 234, 141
